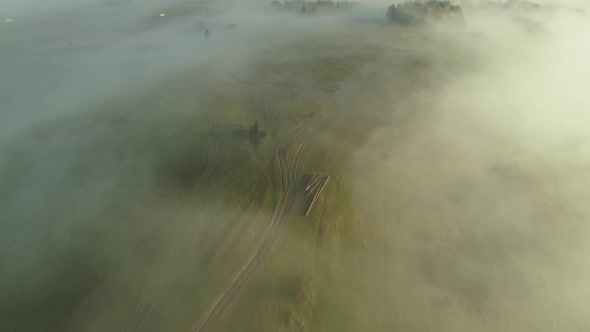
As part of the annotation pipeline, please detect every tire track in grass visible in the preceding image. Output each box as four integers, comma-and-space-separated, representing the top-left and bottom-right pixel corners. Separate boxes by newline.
191, 94, 333, 332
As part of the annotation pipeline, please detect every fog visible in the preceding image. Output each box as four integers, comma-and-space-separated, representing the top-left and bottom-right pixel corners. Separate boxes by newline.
0, 2, 381, 330
1, 0, 301, 138
1, 0, 590, 331
346, 4, 590, 331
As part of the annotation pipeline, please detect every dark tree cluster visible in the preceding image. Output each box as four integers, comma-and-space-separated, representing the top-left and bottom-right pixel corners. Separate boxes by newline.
248, 121, 267, 145
387, 0, 464, 25
272, 0, 359, 14
486, 0, 542, 11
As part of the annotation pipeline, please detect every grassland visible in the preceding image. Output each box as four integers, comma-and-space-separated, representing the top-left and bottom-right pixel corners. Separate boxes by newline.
210, 29, 442, 331
0, 20, 393, 331
3, 3, 589, 332
0, 17, 467, 330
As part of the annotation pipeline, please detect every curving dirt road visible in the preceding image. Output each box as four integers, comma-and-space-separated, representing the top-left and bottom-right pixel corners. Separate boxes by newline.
191, 98, 332, 332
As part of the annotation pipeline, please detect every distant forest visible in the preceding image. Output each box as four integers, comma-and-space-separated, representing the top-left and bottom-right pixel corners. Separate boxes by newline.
484, 0, 542, 10
386, 0, 545, 25
271, 0, 359, 13
387, 1, 464, 25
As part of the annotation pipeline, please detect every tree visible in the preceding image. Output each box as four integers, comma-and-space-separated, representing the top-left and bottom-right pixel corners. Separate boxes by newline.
249, 121, 260, 136
387, 1, 464, 25
249, 121, 267, 138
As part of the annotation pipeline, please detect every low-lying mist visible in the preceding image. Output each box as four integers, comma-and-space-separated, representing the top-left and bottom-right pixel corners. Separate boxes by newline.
1, 0, 590, 331
345, 4, 590, 331
1, 2, 380, 330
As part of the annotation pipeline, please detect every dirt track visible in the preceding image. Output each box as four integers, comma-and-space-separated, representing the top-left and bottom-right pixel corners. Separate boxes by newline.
191, 91, 333, 332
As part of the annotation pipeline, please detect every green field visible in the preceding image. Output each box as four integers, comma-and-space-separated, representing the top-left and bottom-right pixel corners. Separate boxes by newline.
2, 2, 590, 332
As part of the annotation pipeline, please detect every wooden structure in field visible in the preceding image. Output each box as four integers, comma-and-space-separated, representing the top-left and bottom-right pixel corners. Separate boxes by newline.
303, 173, 330, 216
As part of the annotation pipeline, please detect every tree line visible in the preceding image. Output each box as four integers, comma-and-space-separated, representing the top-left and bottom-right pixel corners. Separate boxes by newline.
387, 0, 464, 25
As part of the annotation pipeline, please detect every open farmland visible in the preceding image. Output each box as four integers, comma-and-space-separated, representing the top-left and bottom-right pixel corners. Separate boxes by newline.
2, 1, 590, 332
